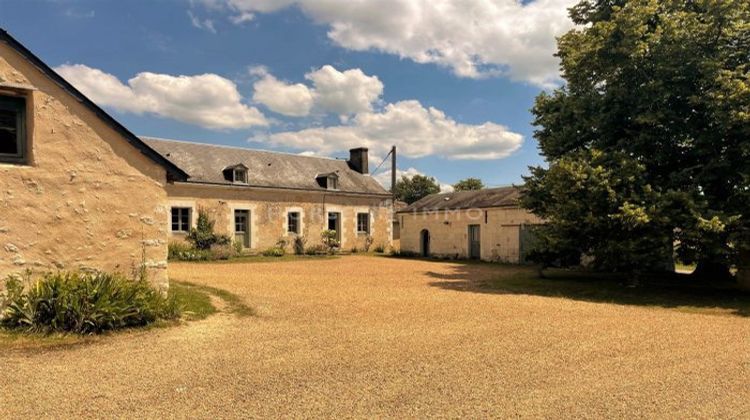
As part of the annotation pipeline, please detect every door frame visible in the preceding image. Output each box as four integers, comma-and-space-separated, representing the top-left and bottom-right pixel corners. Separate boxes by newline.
233, 209, 251, 249
420, 229, 430, 257
468, 224, 481, 260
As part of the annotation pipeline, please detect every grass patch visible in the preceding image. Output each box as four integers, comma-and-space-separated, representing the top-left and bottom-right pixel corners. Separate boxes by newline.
169, 281, 217, 320
173, 281, 255, 317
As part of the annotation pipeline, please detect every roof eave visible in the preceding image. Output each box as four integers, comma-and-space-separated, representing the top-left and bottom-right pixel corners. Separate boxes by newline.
0, 29, 189, 181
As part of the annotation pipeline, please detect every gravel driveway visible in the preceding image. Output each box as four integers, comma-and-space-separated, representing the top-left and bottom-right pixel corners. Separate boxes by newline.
2, 256, 749, 418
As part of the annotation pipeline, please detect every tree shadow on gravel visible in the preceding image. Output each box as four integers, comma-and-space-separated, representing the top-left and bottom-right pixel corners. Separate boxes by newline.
425, 262, 750, 318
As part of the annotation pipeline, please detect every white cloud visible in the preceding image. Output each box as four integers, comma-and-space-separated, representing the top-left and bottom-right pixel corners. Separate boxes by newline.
188, 10, 217, 33
263, 100, 523, 160
250, 65, 382, 117
56, 64, 268, 130
215, 0, 576, 87
230, 11, 255, 24
252, 70, 314, 117
373, 166, 453, 193
305, 65, 383, 115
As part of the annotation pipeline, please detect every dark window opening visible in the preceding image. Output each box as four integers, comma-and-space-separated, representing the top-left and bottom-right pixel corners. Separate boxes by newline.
171, 207, 191, 232
288, 211, 300, 234
357, 213, 370, 234
0, 95, 26, 163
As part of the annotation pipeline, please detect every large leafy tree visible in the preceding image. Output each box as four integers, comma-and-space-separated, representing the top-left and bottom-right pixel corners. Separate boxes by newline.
394, 174, 441, 204
523, 0, 750, 277
453, 177, 485, 191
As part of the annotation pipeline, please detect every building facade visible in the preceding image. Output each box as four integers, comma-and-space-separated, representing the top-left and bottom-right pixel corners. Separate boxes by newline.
397, 187, 543, 263
0, 30, 186, 289
144, 138, 393, 253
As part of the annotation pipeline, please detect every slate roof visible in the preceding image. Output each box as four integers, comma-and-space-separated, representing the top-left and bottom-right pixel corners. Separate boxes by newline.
0, 29, 188, 181
142, 137, 390, 196
397, 186, 521, 213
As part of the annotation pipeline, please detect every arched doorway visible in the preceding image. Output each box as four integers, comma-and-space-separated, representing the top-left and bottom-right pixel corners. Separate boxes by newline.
420, 229, 430, 257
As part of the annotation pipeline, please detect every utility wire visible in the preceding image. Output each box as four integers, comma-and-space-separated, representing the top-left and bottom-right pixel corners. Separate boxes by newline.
370, 148, 393, 177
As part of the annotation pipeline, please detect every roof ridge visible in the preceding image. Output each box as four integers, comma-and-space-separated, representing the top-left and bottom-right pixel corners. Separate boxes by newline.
141, 136, 343, 162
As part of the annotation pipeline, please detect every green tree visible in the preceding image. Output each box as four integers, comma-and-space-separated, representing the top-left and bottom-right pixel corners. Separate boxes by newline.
453, 177, 484, 191
523, 0, 750, 278
187, 209, 230, 250
393, 174, 440, 204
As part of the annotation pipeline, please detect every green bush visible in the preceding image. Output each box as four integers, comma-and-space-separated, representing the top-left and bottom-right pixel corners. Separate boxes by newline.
0, 272, 180, 334
210, 244, 236, 260
293, 235, 306, 255
187, 209, 231, 250
373, 244, 386, 253
321, 230, 340, 254
305, 244, 327, 255
261, 247, 286, 257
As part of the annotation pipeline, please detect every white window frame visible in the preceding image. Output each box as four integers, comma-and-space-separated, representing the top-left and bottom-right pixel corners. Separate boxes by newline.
171, 207, 192, 233
356, 212, 370, 234
233, 168, 248, 184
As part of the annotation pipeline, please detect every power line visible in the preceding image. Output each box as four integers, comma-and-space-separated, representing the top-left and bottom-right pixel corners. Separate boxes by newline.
370, 148, 393, 177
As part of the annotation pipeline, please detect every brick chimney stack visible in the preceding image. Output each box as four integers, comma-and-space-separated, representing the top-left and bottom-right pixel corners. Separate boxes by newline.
348, 147, 369, 174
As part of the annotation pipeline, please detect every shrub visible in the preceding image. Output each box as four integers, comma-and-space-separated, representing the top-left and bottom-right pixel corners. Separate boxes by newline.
350, 247, 359, 254
363, 235, 374, 252
305, 244, 327, 255
321, 230, 340, 254
187, 209, 231, 250
373, 244, 386, 253
168, 241, 193, 260
233, 240, 244, 256
262, 247, 286, 257
0, 272, 179, 334
293, 235, 306, 255
210, 244, 236, 260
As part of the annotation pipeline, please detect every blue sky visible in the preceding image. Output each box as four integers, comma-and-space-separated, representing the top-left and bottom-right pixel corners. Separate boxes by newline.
0, 0, 575, 189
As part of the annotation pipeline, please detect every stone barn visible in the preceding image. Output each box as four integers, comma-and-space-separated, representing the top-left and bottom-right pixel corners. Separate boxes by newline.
0, 30, 186, 289
397, 187, 543, 263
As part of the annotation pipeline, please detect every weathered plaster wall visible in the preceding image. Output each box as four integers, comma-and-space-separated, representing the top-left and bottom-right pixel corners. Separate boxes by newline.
165, 183, 392, 252
399, 207, 543, 263
0, 43, 170, 289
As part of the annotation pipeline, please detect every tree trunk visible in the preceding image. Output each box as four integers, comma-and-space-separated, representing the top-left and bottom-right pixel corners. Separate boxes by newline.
691, 260, 732, 282
736, 250, 750, 290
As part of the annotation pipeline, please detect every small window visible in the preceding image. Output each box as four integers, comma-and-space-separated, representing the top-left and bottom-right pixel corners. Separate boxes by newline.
233, 168, 247, 184
328, 175, 338, 190
0, 95, 27, 164
357, 213, 370, 234
287, 211, 300, 234
171, 207, 191, 232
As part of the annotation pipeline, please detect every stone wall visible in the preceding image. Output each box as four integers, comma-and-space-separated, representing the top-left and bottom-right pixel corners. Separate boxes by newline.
398, 207, 543, 263
165, 183, 392, 253
0, 42, 170, 289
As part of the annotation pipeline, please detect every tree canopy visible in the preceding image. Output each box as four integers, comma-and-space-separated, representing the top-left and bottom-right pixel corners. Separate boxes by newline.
453, 177, 485, 191
394, 174, 441, 204
522, 0, 750, 277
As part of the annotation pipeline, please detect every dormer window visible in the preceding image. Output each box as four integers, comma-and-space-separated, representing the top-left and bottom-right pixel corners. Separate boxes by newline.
316, 172, 339, 190
222, 163, 249, 184
233, 168, 247, 184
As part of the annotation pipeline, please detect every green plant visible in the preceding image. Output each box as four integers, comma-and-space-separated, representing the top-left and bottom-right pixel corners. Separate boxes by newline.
305, 244, 327, 255
210, 244, 236, 260
363, 235, 374, 252
186, 209, 231, 250
350, 247, 359, 254
293, 235, 306, 255
321, 230, 340, 254
261, 247, 286, 257
233, 240, 244, 256
168, 241, 194, 260
373, 244, 386, 253
0, 272, 180, 334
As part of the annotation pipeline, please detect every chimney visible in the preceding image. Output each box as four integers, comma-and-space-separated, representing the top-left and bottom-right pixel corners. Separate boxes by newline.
348, 147, 369, 174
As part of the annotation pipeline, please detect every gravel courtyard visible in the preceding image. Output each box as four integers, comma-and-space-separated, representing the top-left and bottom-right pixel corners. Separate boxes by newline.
2, 256, 749, 418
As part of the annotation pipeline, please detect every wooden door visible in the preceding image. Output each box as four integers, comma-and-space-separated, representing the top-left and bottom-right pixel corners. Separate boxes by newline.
468, 225, 481, 259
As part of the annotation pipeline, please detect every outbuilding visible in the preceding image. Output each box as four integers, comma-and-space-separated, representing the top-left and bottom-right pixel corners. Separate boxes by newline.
396, 187, 543, 263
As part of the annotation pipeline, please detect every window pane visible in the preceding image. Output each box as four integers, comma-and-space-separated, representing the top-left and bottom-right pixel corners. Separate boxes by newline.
0, 109, 18, 155
288, 212, 299, 233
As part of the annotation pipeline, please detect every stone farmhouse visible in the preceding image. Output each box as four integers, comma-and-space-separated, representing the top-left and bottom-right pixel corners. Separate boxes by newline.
397, 187, 543, 263
143, 138, 393, 253
0, 30, 188, 289
0, 29, 392, 288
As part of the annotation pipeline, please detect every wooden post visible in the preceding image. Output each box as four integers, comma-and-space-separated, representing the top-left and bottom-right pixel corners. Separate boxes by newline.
391, 145, 397, 204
